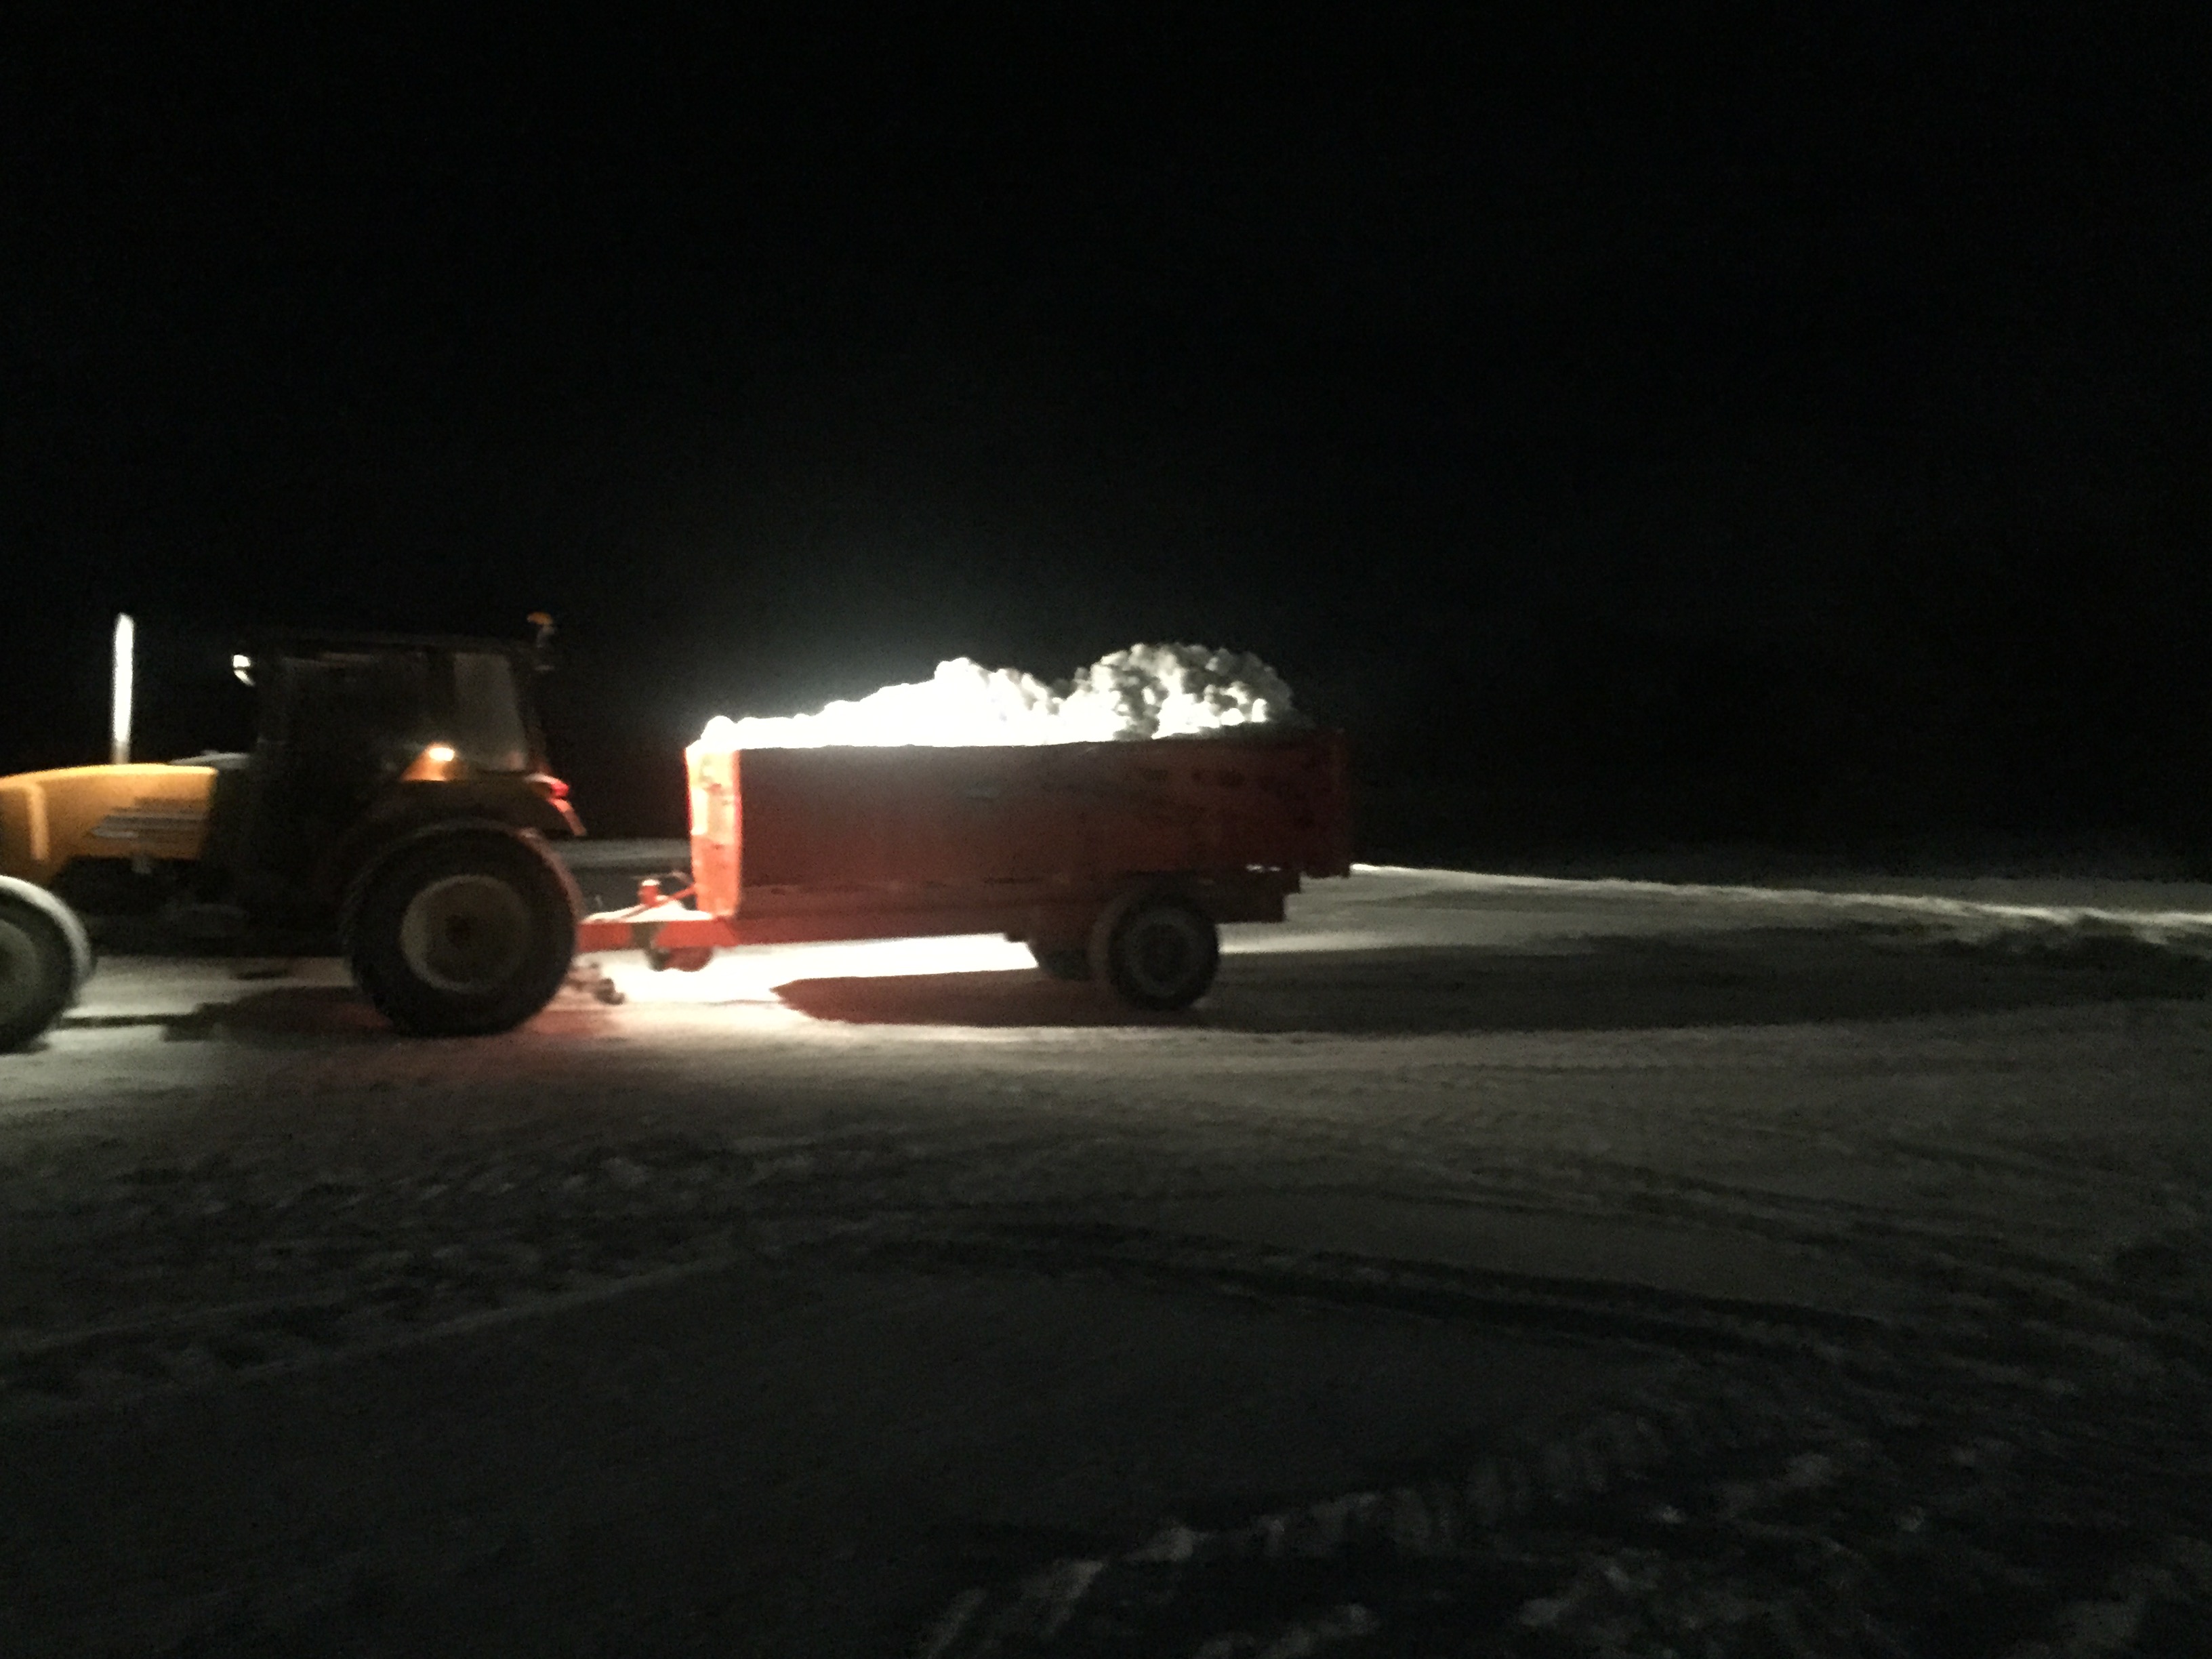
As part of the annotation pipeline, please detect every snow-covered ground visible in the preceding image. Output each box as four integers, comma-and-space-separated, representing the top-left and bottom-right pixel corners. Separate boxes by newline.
3, 862, 2211, 1655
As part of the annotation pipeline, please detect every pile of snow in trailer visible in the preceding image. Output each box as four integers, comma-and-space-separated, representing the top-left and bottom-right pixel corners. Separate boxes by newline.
694, 644, 1304, 750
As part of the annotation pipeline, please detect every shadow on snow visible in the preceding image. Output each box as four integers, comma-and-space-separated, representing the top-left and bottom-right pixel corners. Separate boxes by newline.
774, 928, 2210, 1034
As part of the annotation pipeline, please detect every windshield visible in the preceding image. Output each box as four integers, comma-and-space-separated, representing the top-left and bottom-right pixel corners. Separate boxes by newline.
449, 651, 531, 773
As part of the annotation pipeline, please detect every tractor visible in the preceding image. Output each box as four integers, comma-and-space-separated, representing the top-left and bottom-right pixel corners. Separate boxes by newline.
0, 623, 584, 1047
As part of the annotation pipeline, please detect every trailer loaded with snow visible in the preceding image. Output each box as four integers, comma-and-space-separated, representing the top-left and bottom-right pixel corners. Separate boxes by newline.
580, 726, 1351, 1012
0, 628, 1350, 1046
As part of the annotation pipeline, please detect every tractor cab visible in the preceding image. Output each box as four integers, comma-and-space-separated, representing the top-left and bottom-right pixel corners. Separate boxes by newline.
211, 631, 581, 921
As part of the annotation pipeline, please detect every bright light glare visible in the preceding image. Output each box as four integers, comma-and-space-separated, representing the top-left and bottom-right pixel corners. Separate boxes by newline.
424, 743, 457, 764
600, 933, 1033, 1006
695, 642, 1298, 750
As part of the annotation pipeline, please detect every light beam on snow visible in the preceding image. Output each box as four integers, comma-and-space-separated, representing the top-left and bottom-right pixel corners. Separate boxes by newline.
695, 644, 1301, 751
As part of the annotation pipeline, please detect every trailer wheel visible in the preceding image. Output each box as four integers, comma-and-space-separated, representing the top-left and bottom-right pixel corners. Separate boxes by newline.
1089, 890, 1220, 1011
344, 829, 578, 1036
0, 893, 77, 1051
1027, 942, 1092, 981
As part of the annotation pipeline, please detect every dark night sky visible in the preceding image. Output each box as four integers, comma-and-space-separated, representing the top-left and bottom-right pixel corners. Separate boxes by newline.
6, 8, 2209, 856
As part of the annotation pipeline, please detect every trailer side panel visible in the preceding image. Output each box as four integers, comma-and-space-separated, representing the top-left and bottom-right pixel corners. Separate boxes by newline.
687, 730, 1346, 918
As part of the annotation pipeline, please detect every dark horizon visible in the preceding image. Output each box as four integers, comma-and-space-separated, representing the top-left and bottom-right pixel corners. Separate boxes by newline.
8, 10, 2209, 863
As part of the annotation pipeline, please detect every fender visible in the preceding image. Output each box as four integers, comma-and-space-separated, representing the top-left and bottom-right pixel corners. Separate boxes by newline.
317, 785, 580, 912
0, 874, 95, 1000
337, 817, 583, 940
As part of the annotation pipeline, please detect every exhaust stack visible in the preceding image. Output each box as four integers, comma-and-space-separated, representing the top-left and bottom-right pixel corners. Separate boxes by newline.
110, 613, 134, 765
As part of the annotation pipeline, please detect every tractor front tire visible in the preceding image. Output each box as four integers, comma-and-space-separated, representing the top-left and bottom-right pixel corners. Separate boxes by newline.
344, 830, 579, 1037
1088, 888, 1221, 1012
0, 893, 77, 1051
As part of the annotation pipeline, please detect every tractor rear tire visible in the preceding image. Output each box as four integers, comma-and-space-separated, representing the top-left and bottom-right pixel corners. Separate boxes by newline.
1088, 889, 1221, 1012
344, 829, 579, 1036
0, 893, 77, 1051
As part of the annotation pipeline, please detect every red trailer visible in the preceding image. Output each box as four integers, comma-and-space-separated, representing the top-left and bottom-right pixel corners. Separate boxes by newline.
576, 728, 1351, 1008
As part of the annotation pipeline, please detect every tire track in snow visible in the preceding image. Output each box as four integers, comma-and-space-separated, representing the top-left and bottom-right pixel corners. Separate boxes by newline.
912, 1350, 2212, 1658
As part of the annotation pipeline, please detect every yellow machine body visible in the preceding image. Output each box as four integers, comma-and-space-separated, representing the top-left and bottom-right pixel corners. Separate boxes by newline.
0, 765, 217, 886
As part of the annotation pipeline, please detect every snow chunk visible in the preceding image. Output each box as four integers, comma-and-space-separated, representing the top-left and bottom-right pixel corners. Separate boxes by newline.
695, 643, 1301, 750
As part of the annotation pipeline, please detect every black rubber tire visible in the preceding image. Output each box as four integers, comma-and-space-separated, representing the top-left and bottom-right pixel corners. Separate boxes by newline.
0, 894, 75, 1052
1028, 942, 1093, 981
343, 829, 579, 1036
1088, 890, 1221, 1011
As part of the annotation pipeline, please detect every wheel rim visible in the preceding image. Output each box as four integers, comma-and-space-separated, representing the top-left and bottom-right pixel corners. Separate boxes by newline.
0, 916, 43, 1025
397, 874, 533, 996
1122, 907, 1210, 999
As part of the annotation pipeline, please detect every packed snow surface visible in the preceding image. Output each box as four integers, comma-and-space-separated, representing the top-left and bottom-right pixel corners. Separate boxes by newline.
694, 643, 1300, 750
12, 860, 2212, 1654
